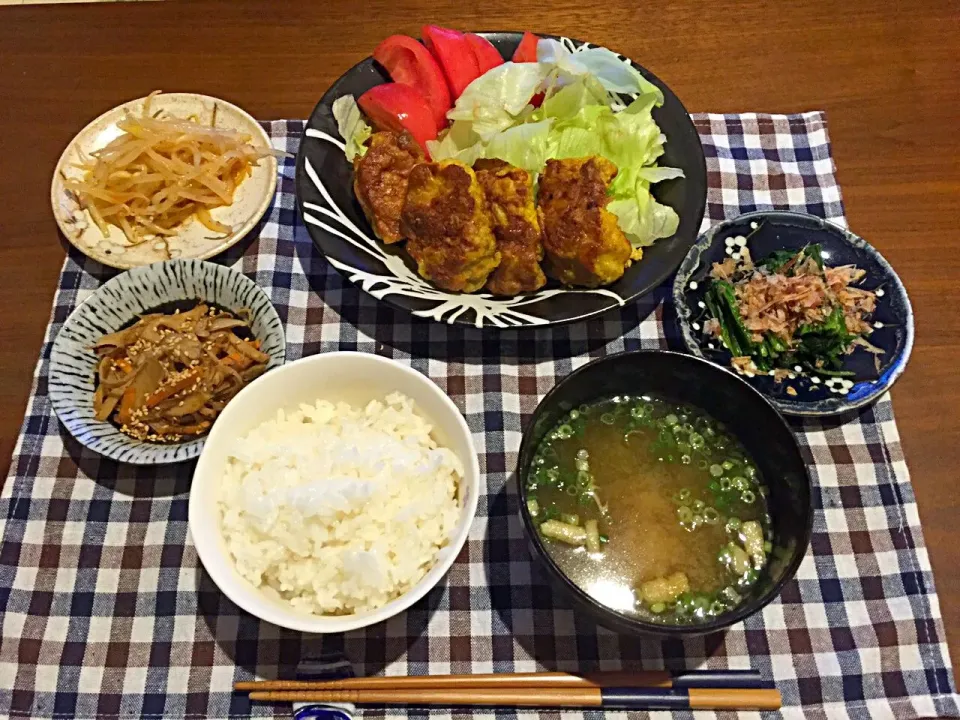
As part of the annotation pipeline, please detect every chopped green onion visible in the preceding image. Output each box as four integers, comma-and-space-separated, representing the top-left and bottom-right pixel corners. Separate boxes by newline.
677, 506, 693, 523
600, 413, 615, 425
721, 586, 742, 604
721, 460, 735, 471
527, 498, 539, 517
650, 602, 666, 614
665, 414, 679, 426
710, 464, 723, 477
741, 490, 756, 504
703, 507, 720, 524
561, 513, 580, 526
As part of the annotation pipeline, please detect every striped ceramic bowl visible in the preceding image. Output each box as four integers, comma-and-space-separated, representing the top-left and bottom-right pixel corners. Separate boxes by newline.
49, 259, 286, 464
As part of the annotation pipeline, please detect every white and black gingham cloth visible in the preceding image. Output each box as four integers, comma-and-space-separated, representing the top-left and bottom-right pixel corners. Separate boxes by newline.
0, 114, 957, 720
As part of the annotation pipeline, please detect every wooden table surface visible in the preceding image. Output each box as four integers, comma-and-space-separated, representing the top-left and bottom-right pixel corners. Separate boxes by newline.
1, 0, 957, 682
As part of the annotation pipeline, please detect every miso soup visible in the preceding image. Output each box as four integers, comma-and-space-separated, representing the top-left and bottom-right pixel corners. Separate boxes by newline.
525, 394, 772, 624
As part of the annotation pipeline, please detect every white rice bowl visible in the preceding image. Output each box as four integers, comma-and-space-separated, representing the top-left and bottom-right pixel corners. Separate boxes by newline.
219, 393, 463, 615
189, 351, 479, 633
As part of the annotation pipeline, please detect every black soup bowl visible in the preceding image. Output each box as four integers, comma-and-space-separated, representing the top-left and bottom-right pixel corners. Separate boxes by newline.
515, 350, 812, 636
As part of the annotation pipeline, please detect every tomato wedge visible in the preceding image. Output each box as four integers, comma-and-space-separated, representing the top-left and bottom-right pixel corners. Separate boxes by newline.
421, 25, 481, 99
465, 33, 504, 74
373, 35, 451, 131
357, 84, 437, 153
512, 31, 539, 63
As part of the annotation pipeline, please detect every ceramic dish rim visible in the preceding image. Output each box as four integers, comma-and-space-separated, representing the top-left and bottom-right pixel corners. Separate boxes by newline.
672, 210, 915, 417
47, 258, 286, 465
50, 92, 278, 270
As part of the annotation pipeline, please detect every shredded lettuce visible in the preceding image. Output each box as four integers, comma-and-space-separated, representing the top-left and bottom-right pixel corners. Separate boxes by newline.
446, 62, 548, 138
426, 120, 484, 165
332, 95, 372, 161
484, 119, 555, 174
608, 187, 679, 248
536, 38, 664, 102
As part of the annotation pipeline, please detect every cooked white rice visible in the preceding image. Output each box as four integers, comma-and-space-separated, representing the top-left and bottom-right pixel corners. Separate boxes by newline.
219, 392, 464, 615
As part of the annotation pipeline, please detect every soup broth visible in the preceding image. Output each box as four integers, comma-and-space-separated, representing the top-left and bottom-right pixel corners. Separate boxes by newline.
526, 394, 772, 624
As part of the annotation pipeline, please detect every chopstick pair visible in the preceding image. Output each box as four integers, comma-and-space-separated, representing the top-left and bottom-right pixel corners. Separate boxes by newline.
237, 670, 781, 712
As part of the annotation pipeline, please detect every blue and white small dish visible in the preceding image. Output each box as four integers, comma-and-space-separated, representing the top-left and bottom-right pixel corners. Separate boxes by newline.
673, 210, 914, 417
49, 259, 285, 464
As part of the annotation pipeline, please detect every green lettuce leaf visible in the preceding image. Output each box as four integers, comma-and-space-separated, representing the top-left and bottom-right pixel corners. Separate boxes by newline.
446, 61, 548, 138
608, 186, 680, 248
426, 120, 484, 165
484, 119, 555, 174
548, 126, 604, 159
331, 95, 372, 162
538, 75, 611, 122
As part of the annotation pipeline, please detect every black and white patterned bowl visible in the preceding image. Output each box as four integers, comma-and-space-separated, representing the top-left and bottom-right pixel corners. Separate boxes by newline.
673, 211, 914, 417
49, 260, 286, 464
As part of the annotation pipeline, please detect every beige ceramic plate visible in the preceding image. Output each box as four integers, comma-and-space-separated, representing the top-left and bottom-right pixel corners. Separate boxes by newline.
51, 93, 277, 269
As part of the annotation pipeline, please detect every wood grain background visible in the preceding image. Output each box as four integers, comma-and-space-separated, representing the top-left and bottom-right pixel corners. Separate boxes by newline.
0, 0, 957, 685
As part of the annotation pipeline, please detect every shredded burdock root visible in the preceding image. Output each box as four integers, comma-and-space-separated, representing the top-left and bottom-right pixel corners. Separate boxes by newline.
64, 91, 280, 253
704, 241, 882, 378
93, 303, 269, 442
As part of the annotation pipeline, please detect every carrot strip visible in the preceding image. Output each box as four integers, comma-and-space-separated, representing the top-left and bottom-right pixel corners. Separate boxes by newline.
143, 369, 200, 409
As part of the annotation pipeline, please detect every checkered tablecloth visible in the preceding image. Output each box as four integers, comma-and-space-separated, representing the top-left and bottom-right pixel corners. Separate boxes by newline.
1, 114, 957, 720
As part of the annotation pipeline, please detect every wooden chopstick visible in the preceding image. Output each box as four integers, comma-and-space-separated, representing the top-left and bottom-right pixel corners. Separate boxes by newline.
235, 669, 766, 693
245, 686, 783, 711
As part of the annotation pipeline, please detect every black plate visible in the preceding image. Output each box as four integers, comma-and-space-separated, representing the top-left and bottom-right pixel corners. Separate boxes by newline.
295, 32, 707, 328
673, 211, 915, 417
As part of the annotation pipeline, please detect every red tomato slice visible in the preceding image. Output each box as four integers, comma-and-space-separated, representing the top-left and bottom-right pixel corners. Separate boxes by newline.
464, 33, 504, 74
357, 84, 438, 154
373, 35, 451, 131
421, 25, 481, 99
512, 31, 539, 63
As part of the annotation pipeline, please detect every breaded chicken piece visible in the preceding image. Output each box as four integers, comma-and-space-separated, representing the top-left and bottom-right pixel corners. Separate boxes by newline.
473, 159, 547, 296
400, 161, 500, 293
353, 131, 424, 244
537, 157, 632, 287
